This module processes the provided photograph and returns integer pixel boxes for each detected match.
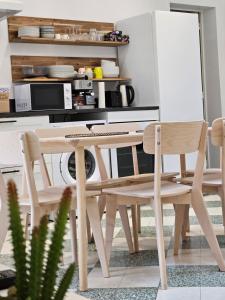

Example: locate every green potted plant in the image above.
[0,180,75,300]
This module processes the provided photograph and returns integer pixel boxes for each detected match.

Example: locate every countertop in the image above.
[0,106,159,118]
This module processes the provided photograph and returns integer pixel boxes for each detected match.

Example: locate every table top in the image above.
[39,132,144,154]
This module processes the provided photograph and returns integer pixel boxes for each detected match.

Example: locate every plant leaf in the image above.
[53,264,75,300]
[7,180,28,300]
[28,215,48,300]
[40,188,72,300]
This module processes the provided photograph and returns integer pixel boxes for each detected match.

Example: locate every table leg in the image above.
[75,146,88,291]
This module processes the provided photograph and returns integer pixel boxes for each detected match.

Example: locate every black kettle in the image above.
[126,85,135,106]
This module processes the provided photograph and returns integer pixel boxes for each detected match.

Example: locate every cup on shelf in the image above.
[89,28,97,41]
[96,31,105,41]
[55,33,61,40]
[62,34,69,40]
[94,67,103,79]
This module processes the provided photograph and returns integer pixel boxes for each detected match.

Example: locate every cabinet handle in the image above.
[0,120,17,124]
[2,170,20,174]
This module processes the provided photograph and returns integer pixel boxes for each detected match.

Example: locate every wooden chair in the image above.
[102,121,225,289]
[36,125,139,253]
[180,119,225,235]
[91,122,178,253]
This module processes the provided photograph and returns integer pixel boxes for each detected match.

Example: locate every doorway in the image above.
[170,5,222,168]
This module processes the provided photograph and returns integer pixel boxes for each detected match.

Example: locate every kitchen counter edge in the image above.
[0,107,159,118]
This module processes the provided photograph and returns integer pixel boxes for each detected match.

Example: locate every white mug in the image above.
[55,33,61,40]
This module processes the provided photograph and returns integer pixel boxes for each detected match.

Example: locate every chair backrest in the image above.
[91,122,145,179]
[143,121,205,155]
[20,131,43,207]
[143,121,208,188]
[211,118,224,147]
[35,125,90,138]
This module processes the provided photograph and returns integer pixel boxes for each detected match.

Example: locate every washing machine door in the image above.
[60,148,99,184]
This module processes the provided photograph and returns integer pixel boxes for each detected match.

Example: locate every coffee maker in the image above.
[72,80,96,109]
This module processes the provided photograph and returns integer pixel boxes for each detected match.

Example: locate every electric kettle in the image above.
[119,84,135,107]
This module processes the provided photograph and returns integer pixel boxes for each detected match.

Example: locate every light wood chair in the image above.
[91,122,178,253]
[180,119,225,234]
[36,125,140,252]
[5,130,109,278]
[102,121,225,289]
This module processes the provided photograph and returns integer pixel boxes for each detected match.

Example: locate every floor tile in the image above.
[96,250,160,268]
[88,267,125,289]
[167,265,225,287]
[119,266,160,288]
[156,287,201,300]
[200,287,225,300]
[79,288,158,300]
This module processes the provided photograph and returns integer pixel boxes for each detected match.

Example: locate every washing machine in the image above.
[51,120,111,185]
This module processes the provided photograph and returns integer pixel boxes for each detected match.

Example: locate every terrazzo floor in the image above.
[1,195,225,299]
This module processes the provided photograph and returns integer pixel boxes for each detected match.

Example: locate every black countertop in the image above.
[0,106,159,118]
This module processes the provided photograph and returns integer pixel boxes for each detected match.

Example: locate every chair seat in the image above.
[181,173,222,187]
[20,186,100,206]
[85,172,179,190]
[184,168,221,177]
[103,181,192,199]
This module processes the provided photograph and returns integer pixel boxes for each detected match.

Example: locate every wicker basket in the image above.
[0,88,10,112]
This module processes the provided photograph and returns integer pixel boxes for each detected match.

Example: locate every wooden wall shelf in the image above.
[8,16,128,47]
[11,55,119,82]
[15,77,131,83]
[11,37,128,47]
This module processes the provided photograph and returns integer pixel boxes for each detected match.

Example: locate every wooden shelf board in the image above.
[11,37,128,47]
[14,77,131,83]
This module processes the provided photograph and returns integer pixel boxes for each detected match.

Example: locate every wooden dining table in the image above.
[39,132,144,291]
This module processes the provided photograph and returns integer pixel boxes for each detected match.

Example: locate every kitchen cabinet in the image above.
[0,116,51,191]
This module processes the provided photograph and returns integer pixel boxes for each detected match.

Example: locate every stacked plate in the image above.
[18,26,40,38]
[40,26,55,38]
[48,65,76,78]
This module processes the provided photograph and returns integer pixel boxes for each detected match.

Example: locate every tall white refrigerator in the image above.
[117,11,204,171]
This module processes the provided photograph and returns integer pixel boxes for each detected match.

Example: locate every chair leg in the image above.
[25,213,30,240]
[69,209,78,264]
[98,195,106,220]
[174,205,186,255]
[86,214,92,244]
[87,197,110,278]
[153,202,168,290]
[31,208,41,229]
[182,205,190,240]
[105,196,117,264]
[118,205,134,254]
[137,205,141,233]
[131,205,139,252]
[192,189,225,271]
[218,187,225,231]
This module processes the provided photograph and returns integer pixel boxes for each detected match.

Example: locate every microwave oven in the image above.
[14,83,73,112]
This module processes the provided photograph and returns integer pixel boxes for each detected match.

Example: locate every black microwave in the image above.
[14,83,73,112]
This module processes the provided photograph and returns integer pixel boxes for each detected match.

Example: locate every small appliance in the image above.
[14,83,73,112]
[72,80,95,108]
[105,91,122,107]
